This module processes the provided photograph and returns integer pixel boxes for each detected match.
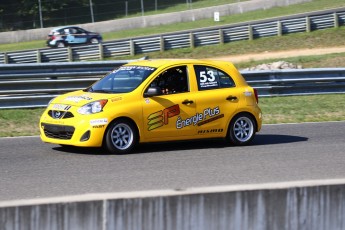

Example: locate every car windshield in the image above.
[85,65,156,93]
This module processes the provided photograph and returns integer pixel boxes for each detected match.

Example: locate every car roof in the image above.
[51,26,80,31]
[126,59,236,69]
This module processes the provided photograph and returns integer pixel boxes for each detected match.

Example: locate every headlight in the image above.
[78,100,108,115]
[47,97,56,106]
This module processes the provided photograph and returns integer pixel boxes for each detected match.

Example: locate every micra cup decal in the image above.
[90,118,108,126]
[64,95,93,103]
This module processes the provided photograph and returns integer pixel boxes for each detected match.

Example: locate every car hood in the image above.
[51,90,123,107]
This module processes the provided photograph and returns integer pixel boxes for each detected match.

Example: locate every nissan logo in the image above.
[53,111,61,119]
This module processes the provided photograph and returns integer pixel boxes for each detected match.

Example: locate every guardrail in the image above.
[1,62,345,109]
[0,61,128,109]
[0,7,345,64]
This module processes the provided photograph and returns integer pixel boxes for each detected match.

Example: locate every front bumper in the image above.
[39,113,108,147]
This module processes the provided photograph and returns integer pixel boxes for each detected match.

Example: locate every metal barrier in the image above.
[0,62,345,109]
[0,8,345,64]
[0,61,129,109]
[242,69,345,96]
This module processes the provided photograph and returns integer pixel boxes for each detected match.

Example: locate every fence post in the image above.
[189,32,194,48]
[130,39,135,56]
[99,43,104,60]
[334,12,339,28]
[219,29,224,44]
[248,25,254,40]
[306,16,311,32]
[160,35,165,52]
[67,47,73,62]
[277,21,282,36]
[3,52,8,64]
[37,50,42,63]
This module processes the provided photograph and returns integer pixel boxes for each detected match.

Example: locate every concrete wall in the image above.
[0,0,312,44]
[1,179,345,230]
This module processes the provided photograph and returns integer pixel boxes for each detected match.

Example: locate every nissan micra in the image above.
[39,59,262,154]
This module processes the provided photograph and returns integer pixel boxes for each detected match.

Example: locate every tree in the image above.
[0,0,89,30]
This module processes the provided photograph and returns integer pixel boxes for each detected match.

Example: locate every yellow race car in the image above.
[40,59,262,154]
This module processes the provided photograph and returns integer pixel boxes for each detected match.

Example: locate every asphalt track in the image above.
[0,121,344,202]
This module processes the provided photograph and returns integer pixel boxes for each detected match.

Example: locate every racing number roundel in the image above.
[195,66,219,90]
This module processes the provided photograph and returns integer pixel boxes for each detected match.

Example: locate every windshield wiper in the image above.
[91,89,114,93]
[83,87,123,94]
[83,87,93,92]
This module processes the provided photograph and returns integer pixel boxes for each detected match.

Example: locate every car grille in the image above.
[42,123,75,140]
[48,110,74,119]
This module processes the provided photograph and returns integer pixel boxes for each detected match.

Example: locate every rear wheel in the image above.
[227,114,256,145]
[104,119,138,154]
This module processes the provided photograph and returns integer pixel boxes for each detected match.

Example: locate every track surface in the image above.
[0,121,344,202]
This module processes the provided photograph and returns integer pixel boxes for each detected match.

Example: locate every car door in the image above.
[72,27,88,44]
[65,27,87,44]
[142,65,197,140]
[192,65,241,136]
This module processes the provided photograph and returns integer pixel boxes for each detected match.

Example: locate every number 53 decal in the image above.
[199,71,216,83]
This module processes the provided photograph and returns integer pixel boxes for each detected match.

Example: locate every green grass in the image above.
[260,94,345,124]
[0,108,44,137]
[108,27,345,69]
[101,0,345,41]
[235,53,345,69]
[0,94,344,137]
[0,0,344,52]
[146,27,345,57]
[131,0,249,16]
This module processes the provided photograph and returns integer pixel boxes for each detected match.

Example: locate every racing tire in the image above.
[104,119,138,154]
[56,41,65,48]
[227,113,256,146]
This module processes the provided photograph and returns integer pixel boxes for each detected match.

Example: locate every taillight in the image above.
[254,89,259,104]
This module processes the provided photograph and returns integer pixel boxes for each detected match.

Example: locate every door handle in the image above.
[182,99,194,105]
[226,96,238,101]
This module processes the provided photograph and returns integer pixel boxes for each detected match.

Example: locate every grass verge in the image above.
[0,94,344,137]
[0,0,344,52]
[105,27,345,69]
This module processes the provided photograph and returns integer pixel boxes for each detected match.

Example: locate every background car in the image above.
[47,26,102,48]
[39,59,262,154]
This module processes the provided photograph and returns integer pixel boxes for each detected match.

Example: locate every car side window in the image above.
[149,66,189,95]
[75,28,84,34]
[70,28,78,34]
[194,65,235,91]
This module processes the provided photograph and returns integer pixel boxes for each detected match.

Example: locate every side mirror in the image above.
[144,87,162,97]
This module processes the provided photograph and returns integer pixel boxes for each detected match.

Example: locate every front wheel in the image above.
[104,119,138,154]
[227,114,256,145]
[90,38,100,44]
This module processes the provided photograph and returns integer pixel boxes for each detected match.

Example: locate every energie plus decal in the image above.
[147,104,180,131]
[176,106,223,129]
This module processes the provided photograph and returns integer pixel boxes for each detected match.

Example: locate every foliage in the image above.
[0,0,89,30]
[0,0,207,30]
